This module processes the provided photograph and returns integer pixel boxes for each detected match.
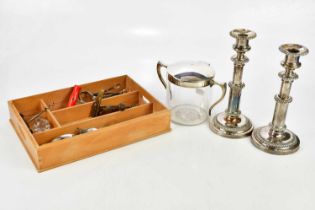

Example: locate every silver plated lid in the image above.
[166,61,215,88]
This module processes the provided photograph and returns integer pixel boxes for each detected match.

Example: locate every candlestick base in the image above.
[251,125,300,155]
[210,112,253,138]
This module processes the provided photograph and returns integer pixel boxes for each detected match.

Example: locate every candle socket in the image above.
[251,44,309,155]
[210,29,256,138]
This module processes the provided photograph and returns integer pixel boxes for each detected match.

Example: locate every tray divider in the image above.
[40,99,61,128]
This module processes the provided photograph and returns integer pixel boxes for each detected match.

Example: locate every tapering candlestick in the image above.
[251,44,309,154]
[210,28,256,138]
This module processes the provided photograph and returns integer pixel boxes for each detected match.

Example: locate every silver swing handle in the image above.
[156,61,168,89]
[209,79,227,116]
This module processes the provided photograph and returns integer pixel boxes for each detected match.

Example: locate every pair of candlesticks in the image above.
[209,28,308,155]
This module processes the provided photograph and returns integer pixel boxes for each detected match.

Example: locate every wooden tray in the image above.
[8,75,171,172]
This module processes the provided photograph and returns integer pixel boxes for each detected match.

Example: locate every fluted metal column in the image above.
[210,28,256,138]
[251,44,309,155]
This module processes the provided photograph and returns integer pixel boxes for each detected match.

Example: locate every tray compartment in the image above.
[13,98,45,121]
[52,91,142,126]
[126,77,166,112]
[43,76,127,111]
[34,103,154,145]
[12,99,59,133]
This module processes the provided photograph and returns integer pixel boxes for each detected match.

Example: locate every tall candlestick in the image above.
[210,28,256,138]
[251,44,308,154]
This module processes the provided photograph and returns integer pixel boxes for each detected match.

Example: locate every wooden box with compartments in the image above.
[8,75,171,172]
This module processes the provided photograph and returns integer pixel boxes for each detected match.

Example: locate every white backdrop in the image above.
[1,0,315,209]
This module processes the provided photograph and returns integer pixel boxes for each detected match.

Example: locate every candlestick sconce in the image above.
[210,28,256,138]
[251,44,309,155]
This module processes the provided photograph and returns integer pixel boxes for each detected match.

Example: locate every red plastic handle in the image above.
[67,85,81,107]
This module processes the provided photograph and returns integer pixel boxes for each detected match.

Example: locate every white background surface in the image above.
[1,0,315,209]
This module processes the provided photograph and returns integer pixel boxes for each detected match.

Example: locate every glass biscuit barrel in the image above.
[157,61,226,125]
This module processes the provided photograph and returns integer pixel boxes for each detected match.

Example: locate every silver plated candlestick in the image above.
[251,44,308,155]
[210,28,256,138]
